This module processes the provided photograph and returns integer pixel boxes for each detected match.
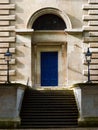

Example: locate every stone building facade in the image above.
[0,0,98,88]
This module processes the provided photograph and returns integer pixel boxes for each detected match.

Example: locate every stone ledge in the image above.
[0,83,27,88]
[72,83,98,88]
[0,117,20,129]
[15,29,34,34]
[78,117,98,127]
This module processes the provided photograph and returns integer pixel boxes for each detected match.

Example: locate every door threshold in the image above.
[35,86,69,90]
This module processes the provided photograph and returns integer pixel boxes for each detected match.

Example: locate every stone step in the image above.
[20,89,78,128]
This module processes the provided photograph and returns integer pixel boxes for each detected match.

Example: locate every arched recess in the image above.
[27,7,70,87]
[27,7,72,30]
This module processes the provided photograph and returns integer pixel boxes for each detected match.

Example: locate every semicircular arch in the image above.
[27,7,72,30]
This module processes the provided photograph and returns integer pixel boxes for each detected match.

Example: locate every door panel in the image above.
[41,52,58,86]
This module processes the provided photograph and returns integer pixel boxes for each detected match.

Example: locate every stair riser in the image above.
[20,89,78,128]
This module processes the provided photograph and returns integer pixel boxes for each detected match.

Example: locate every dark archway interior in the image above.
[32,14,66,30]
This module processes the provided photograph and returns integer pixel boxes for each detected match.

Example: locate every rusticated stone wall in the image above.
[83,0,98,83]
[0,0,15,83]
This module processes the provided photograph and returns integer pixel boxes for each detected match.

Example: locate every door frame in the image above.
[32,43,67,88]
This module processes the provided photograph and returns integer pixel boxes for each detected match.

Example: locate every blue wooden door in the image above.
[41,52,58,86]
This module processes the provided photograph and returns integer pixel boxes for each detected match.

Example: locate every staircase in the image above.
[20,89,79,128]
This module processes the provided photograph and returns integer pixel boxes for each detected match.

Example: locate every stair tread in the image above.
[20,89,78,128]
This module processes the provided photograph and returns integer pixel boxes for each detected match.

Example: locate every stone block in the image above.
[0,4,15,9]
[0,65,7,70]
[0,15,15,20]
[84,26,98,31]
[0,43,9,48]
[0,0,9,3]
[0,10,9,14]
[83,59,98,65]
[83,70,98,76]
[0,26,15,31]
[0,70,15,76]
[88,0,98,4]
[90,64,98,69]
[0,54,5,59]
[0,48,15,54]
[0,32,9,37]
[84,37,98,42]
[83,15,98,21]
[92,53,98,59]
[0,59,15,65]
[90,43,98,48]
[91,76,98,81]
[83,4,98,10]
[0,76,7,81]
[0,21,9,26]
[89,10,98,15]
[0,37,15,42]
[89,32,98,37]
[89,21,98,26]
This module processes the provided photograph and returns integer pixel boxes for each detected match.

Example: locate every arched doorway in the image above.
[29,8,71,88]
